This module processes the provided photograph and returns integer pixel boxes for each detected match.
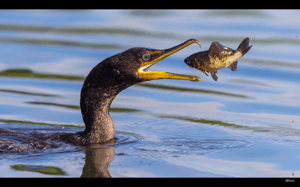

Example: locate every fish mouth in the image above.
[137,39,201,82]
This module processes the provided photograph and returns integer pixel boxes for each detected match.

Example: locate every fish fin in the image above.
[201,70,208,76]
[228,61,238,71]
[209,42,224,53]
[209,41,235,54]
[210,71,218,81]
[237,37,253,56]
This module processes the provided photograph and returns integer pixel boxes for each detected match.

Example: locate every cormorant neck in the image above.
[81,90,116,144]
[79,57,140,144]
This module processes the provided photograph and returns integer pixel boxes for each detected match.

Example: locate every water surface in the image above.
[0,10,300,177]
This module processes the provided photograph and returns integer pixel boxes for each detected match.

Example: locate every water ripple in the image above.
[130,137,251,157]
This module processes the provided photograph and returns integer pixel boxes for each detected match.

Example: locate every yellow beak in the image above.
[137,39,201,82]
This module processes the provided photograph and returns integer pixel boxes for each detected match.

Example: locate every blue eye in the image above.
[142,53,150,61]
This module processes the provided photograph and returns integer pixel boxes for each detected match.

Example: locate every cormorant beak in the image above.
[137,39,201,82]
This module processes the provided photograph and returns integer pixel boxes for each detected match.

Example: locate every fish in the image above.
[184,37,252,81]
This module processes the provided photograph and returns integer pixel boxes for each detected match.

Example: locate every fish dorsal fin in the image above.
[209,42,235,54]
[209,42,224,53]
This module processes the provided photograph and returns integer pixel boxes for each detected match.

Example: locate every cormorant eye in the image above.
[142,53,150,61]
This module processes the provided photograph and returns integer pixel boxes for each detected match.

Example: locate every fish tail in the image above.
[237,37,253,57]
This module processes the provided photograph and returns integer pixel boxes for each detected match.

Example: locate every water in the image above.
[0,10,300,177]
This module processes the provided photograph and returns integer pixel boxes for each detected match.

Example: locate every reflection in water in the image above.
[0,69,85,81]
[0,88,59,97]
[0,37,123,50]
[3,134,115,177]
[79,131,140,177]
[0,68,251,99]
[0,126,115,178]
[202,10,270,18]
[81,141,115,178]
[0,123,138,177]
[11,164,66,176]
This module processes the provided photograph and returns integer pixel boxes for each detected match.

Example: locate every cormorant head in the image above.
[136,39,201,82]
[104,39,202,85]
[82,39,202,101]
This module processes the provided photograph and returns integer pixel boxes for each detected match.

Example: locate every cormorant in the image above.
[59,39,201,146]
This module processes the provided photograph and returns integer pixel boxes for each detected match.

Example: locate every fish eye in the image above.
[142,53,150,61]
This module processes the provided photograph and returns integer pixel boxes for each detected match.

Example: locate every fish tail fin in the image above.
[237,37,253,57]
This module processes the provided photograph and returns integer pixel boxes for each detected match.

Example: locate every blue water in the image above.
[0,10,300,177]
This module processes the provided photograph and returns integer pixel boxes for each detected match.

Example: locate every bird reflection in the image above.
[80,139,115,178]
